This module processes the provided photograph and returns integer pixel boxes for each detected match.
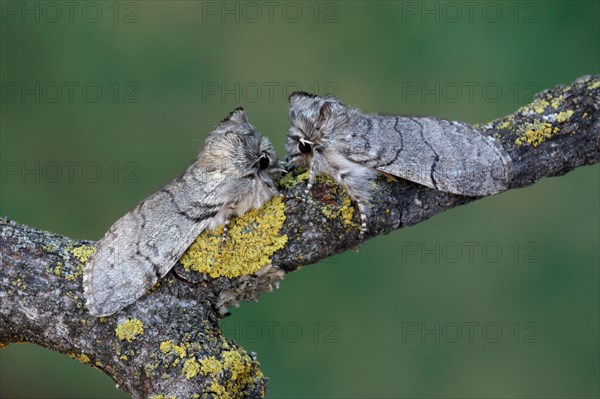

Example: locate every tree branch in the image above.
[1,75,598,398]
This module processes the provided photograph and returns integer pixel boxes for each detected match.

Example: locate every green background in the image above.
[1,1,598,398]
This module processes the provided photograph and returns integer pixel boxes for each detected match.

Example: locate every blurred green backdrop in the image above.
[1,1,598,398]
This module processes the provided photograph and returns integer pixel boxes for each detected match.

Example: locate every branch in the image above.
[1,75,598,398]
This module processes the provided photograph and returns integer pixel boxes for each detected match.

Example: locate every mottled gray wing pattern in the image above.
[83,161,226,316]
[341,115,513,196]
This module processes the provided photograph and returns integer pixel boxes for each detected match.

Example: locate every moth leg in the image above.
[303,167,316,202]
[338,172,371,240]
[220,202,238,244]
[221,218,231,243]
[357,200,369,240]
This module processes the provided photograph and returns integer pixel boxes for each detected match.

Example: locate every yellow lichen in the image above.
[320,205,335,219]
[322,196,356,230]
[222,349,264,395]
[115,318,144,342]
[65,262,84,282]
[296,170,310,182]
[119,355,129,361]
[147,279,161,294]
[532,98,549,114]
[160,340,187,358]
[71,244,95,264]
[149,396,177,399]
[144,362,159,376]
[51,262,62,277]
[512,85,579,148]
[44,244,58,253]
[182,358,201,379]
[590,79,600,90]
[550,95,563,109]
[498,118,513,130]
[278,169,310,190]
[190,349,263,397]
[222,350,254,381]
[199,356,223,375]
[277,173,296,189]
[315,174,357,230]
[77,353,90,364]
[340,197,356,229]
[12,278,27,290]
[519,93,564,116]
[556,109,574,123]
[515,122,558,148]
[180,197,287,278]
[209,381,228,397]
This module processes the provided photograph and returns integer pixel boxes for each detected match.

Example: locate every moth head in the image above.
[246,132,280,186]
[204,108,280,184]
[214,107,251,135]
[286,92,348,168]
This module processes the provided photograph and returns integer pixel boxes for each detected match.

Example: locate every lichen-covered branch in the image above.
[0,222,267,398]
[1,75,598,399]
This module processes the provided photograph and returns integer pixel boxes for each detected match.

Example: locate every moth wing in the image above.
[83,163,227,316]
[342,116,512,196]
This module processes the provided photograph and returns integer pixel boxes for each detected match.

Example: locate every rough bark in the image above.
[1,75,598,398]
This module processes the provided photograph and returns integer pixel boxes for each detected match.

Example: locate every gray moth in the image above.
[285,92,513,233]
[83,108,280,317]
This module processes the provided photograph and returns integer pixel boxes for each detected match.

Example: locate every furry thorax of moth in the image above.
[83,108,280,317]
[285,92,513,235]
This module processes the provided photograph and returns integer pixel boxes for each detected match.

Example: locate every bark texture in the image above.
[1,75,598,398]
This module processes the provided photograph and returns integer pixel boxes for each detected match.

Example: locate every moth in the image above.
[83,108,280,317]
[285,92,513,234]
